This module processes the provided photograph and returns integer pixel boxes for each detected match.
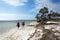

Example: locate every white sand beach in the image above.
[0,21,60,40]
[0,26,36,40]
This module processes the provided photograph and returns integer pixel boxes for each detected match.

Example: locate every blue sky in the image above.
[0,0,60,20]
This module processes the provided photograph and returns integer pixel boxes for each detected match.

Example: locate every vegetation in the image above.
[35,7,60,24]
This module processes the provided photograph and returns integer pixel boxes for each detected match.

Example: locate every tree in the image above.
[48,11,60,19]
[36,7,48,24]
[39,7,48,14]
[35,7,60,24]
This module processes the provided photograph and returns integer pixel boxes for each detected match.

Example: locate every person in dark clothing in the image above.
[22,22,25,26]
[17,22,20,29]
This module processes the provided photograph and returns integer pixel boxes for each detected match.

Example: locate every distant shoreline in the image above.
[0,20,36,22]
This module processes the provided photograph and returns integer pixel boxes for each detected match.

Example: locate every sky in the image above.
[0,0,60,20]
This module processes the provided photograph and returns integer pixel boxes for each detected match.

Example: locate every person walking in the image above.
[22,22,25,26]
[17,22,20,29]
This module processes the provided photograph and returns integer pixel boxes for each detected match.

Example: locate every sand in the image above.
[0,21,60,40]
[0,26,36,40]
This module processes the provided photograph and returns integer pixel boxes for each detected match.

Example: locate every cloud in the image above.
[50,0,60,4]
[2,0,28,6]
[30,0,60,13]
[0,13,20,20]
[0,13,35,20]
[19,14,35,20]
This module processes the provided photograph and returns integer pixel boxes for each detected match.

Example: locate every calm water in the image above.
[0,20,35,35]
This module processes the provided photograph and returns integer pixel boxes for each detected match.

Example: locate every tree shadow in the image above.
[44,23,59,25]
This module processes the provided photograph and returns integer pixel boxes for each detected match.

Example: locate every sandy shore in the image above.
[0,25,36,40]
[0,21,60,40]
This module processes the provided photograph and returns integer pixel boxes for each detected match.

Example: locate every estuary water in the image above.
[0,20,35,35]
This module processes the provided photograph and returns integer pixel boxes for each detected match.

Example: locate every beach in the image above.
[0,21,60,40]
[0,26,36,40]
[0,20,34,35]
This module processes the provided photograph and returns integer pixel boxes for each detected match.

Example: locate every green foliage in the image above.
[39,7,48,14]
[35,7,60,24]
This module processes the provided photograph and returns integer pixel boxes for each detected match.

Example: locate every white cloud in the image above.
[2,0,28,6]
[30,0,60,13]
[19,14,35,20]
[0,13,35,20]
[0,13,20,20]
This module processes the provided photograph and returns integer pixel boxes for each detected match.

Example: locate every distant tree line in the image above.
[35,7,60,24]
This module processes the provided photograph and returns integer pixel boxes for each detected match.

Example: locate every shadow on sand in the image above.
[44,23,59,25]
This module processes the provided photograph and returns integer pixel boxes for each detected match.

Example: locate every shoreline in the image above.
[0,21,60,40]
[0,25,36,40]
[0,21,59,36]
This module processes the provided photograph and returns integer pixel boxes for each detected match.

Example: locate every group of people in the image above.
[17,21,25,29]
